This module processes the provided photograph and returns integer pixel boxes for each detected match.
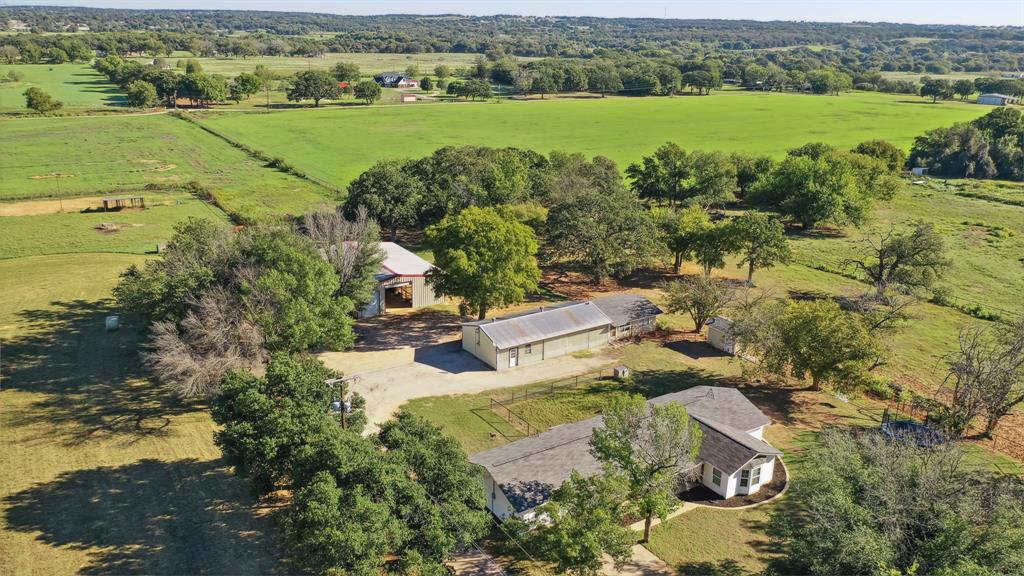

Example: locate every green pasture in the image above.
[200,90,988,188]
[0,63,124,111]
[138,52,507,77]
[0,113,334,221]
[0,254,282,574]
[0,191,228,260]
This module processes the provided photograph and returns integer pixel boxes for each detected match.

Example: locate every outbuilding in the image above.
[706,316,737,355]
[591,293,663,341]
[471,386,782,520]
[461,295,663,370]
[977,93,1020,106]
[358,242,445,317]
[400,93,417,103]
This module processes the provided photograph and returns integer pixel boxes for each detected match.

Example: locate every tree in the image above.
[241,228,355,353]
[663,275,736,333]
[732,211,791,285]
[691,220,739,275]
[682,70,714,94]
[626,142,690,206]
[145,286,266,399]
[531,471,635,576]
[114,218,231,322]
[741,299,881,391]
[772,428,1024,576]
[852,140,907,172]
[419,76,433,91]
[301,205,386,309]
[806,69,852,95]
[844,222,950,296]
[908,123,998,179]
[426,207,541,319]
[0,45,20,64]
[920,78,954,102]
[749,153,871,230]
[125,79,157,107]
[546,184,659,282]
[730,152,774,197]
[656,205,711,274]
[944,321,1024,438]
[23,87,62,113]
[6,69,24,82]
[185,59,203,74]
[229,72,261,102]
[953,78,975,100]
[330,60,360,83]
[287,69,340,107]
[353,79,381,104]
[590,394,703,543]
[586,62,622,97]
[344,159,423,239]
[687,150,739,209]
[212,353,339,494]
[433,64,450,80]
[253,64,279,108]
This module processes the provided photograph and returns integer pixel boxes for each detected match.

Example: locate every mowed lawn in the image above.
[0,254,283,575]
[0,64,126,112]
[0,113,335,221]
[201,90,988,187]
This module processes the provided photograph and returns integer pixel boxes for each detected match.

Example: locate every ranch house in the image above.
[470,386,782,520]
[357,242,444,317]
[460,295,662,370]
[373,72,420,88]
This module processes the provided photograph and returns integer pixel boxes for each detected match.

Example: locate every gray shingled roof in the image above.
[469,386,780,513]
[465,302,612,350]
[590,294,663,326]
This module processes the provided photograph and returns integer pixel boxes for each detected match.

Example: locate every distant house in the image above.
[357,242,444,317]
[374,72,420,89]
[400,93,417,103]
[471,386,783,520]
[337,81,350,90]
[977,93,1020,106]
[461,295,662,370]
[706,316,737,355]
[910,167,929,177]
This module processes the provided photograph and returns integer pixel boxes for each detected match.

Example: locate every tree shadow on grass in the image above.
[675,559,749,576]
[1,299,194,446]
[3,458,282,574]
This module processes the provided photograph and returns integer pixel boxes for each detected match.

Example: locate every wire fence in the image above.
[487,367,615,437]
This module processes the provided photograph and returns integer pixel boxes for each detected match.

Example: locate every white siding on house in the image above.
[489,326,610,371]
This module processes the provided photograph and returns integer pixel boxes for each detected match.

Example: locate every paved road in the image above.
[321,342,612,432]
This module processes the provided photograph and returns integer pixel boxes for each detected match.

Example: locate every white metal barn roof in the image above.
[379,242,434,277]
[466,301,612,350]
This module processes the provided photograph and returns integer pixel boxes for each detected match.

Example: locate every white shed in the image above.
[358,242,445,317]
[977,93,1020,106]
[706,316,737,355]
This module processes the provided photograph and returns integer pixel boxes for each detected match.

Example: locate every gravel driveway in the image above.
[321,342,613,432]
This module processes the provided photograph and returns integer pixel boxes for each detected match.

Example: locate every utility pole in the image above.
[325,376,358,429]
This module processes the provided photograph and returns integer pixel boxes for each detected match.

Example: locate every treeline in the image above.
[2,8,1022,77]
[909,107,1024,180]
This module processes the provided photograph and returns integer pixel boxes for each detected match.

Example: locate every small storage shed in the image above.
[358,242,445,317]
[977,93,1020,106]
[706,316,737,355]
[462,302,612,370]
[591,294,663,341]
[400,93,417,103]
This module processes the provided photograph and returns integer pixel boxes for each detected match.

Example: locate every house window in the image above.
[750,465,761,486]
[711,467,721,486]
[525,343,532,354]
[740,469,749,487]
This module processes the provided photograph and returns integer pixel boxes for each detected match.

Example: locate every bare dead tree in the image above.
[942,327,998,438]
[843,222,950,296]
[975,320,1024,435]
[144,287,267,399]
[301,205,385,307]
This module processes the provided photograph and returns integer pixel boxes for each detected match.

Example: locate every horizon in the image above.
[8,1,1024,28]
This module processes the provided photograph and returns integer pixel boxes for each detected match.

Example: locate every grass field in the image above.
[134,52,521,77]
[200,90,988,188]
[0,254,283,574]
[0,113,335,221]
[0,191,228,260]
[0,64,125,112]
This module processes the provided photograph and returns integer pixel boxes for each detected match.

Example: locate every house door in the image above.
[508,348,519,368]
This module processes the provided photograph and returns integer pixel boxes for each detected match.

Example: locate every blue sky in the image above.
[12,1,1024,26]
